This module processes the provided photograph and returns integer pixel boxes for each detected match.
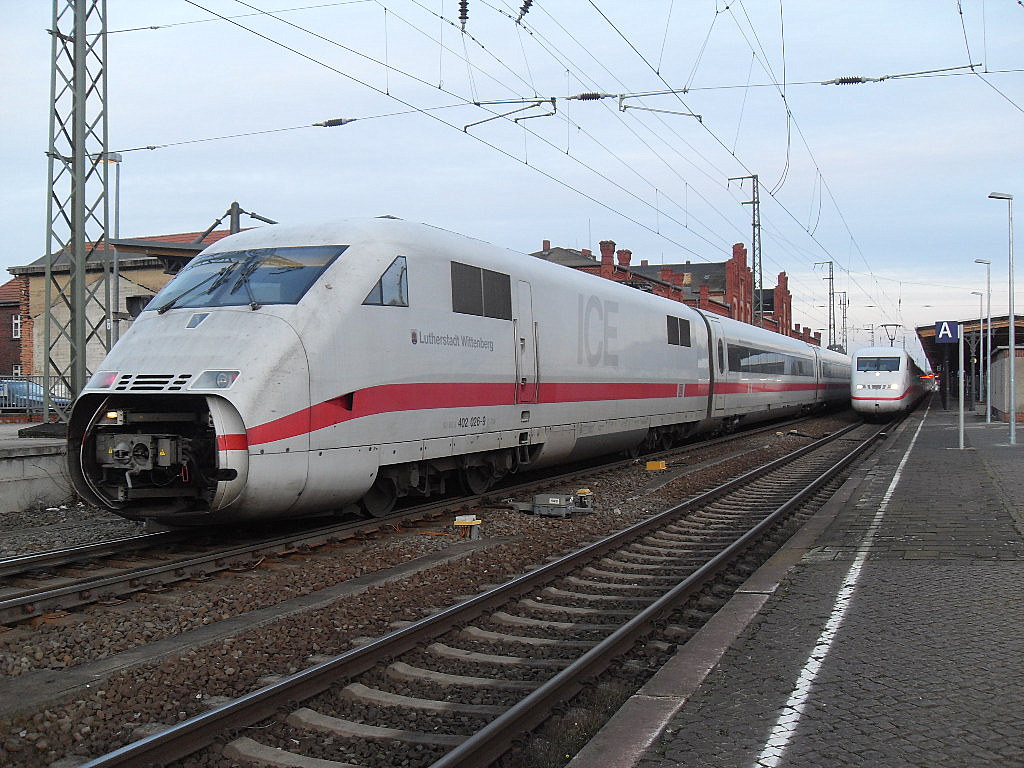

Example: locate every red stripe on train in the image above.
[217,434,249,451]
[244,378,835,446]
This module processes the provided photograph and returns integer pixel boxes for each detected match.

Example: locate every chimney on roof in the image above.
[616,249,632,267]
[599,240,615,266]
[581,248,592,258]
[641,259,648,266]
[542,239,551,251]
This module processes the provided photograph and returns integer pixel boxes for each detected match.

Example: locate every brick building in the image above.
[532,238,819,345]
[0,279,24,376]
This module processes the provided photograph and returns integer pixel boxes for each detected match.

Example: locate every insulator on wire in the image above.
[822,76,870,85]
[516,0,533,23]
[575,92,603,100]
[459,0,468,29]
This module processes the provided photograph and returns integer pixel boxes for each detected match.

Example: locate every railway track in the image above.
[76,417,886,768]
[0,416,814,627]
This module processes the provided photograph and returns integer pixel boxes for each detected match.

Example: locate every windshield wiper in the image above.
[157,264,235,314]
[229,257,264,310]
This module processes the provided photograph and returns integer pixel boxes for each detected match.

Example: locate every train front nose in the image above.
[69,393,249,523]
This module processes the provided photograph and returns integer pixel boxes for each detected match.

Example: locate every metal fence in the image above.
[0,375,75,415]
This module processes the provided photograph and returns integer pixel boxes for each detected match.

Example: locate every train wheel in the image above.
[460,465,494,495]
[362,477,397,517]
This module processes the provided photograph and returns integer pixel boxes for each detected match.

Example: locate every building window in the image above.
[12,365,21,376]
[12,314,21,340]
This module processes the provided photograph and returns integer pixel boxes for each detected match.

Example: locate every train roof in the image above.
[200,218,848,358]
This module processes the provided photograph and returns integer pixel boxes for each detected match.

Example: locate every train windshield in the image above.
[856,356,901,372]
[149,245,347,312]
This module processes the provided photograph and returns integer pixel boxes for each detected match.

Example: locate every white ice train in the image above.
[850,346,926,418]
[68,218,851,525]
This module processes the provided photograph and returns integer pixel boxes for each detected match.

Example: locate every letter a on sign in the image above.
[935,321,960,344]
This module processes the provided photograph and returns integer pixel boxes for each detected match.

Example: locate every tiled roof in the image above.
[0,278,20,304]
[9,229,240,276]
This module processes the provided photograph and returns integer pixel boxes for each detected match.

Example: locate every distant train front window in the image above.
[856,356,901,372]
[149,245,346,311]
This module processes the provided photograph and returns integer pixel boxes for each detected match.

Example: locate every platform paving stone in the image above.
[631,406,1024,768]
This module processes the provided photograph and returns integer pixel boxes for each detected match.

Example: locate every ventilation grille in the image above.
[113,373,193,392]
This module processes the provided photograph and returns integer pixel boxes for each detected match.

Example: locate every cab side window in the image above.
[363,256,409,307]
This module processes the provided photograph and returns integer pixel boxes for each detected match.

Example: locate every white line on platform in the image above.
[749,407,930,768]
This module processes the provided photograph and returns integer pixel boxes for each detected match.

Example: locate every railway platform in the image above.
[0,421,70,511]
[569,398,1024,768]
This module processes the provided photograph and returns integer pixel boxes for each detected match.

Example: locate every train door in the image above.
[705,316,729,415]
[515,280,539,403]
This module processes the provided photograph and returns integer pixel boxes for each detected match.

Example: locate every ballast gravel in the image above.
[0,413,858,766]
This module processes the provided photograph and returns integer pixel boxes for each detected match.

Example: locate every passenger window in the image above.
[363,256,409,307]
[451,261,512,320]
[666,316,691,347]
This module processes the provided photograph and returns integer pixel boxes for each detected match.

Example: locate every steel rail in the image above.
[1,414,818,618]
[0,516,420,623]
[76,420,869,768]
[0,531,183,578]
[432,421,887,767]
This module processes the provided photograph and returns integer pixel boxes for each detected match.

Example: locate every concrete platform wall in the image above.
[0,445,73,511]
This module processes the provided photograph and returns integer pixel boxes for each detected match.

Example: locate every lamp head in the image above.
[988,192,1013,200]
[974,258,991,265]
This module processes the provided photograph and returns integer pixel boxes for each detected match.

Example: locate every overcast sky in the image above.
[2,1,1021,362]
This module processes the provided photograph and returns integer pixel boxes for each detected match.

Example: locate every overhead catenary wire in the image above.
[579,0,871,319]
[222,0,747,255]
[119,0,1005,336]
[178,0,713,255]
[148,0,811,307]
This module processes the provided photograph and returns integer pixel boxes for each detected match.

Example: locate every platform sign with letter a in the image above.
[935,320,960,344]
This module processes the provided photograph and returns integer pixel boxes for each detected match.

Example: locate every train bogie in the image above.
[68,218,851,526]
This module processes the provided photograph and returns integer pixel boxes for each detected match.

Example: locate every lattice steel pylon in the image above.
[44,0,111,419]
[729,174,762,326]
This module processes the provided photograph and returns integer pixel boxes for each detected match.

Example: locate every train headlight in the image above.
[89,370,118,389]
[99,409,125,425]
[192,370,240,390]
[855,384,865,390]
[889,383,899,390]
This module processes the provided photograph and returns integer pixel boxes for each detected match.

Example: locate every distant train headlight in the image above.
[889,383,899,390]
[89,370,118,389]
[855,384,865,390]
[192,370,240,389]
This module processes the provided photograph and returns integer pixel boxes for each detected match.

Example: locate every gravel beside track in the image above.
[0,412,858,766]
[0,504,142,557]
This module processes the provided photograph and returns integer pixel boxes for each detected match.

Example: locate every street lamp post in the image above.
[105,152,122,343]
[988,192,1015,444]
[95,151,123,342]
[975,258,992,423]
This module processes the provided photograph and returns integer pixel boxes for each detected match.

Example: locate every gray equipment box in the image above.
[513,490,594,518]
